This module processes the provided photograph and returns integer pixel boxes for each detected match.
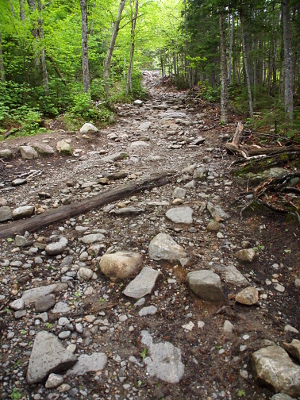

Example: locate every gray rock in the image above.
[80,233,105,244]
[186,270,224,302]
[78,267,93,281]
[206,220,222,232]
[139,305,157,316]
[207,202,230,221]
[51,302,71,314]
[160,111,187,119]
[111,207,145,215]
[9,298,25,311]
[67,353,107,376]
[141,330,184,383]
[283,339,300,363]
[166,206,193,224]
[235,286,259,305]
[12,178,27,186]
[172,187,186,199]
[130,140,150,149]
[45,373,64,389]
[32,142,55,155]
[271,394,294,400]
[45,237,68,256]
[149,233,187,263]
[0,206,12,222]
[56,140,72,154]
[252,345,300,397]
[222,265,248,286]
[19,145,38,159]
[80,123,98,134]
[102,152,128,162]
[133,100,143,107]
[193,167,208,181]
[235,248,256,263]
[284,325,299,334]
[12,205,35,219]
[223,320,234,338]
[99,251,143,281]
[22,283,68,305]
[235,167,287,187]
[137,122,151,130]
[35,294,56,312]
[123,267,162,299]
[26,331,77,384]
[15,235,31,247]
[0,149,12,159]
[15,309,27,318]
[192,136,205,145]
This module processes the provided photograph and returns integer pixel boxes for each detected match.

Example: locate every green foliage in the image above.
[140,348,147,359]
[198,81,220,102]
[10,388,22,400]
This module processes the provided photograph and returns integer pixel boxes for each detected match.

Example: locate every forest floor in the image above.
[0,72,299,400]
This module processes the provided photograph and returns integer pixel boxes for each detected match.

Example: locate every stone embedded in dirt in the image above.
[235,286,259,305]
[123,267,162,299]
[45,236,68,256]
[271,394,294,400]
[283,339,300,363]
[139,305,157,316]
[22,283,68,305]
[149,232,187,263]
[274,283,285,293]
[111,207,145,215]
[26,331,78,384]
[102,151,128,162]
[35,294,56,312]
[80,123,98,134]
[51,301,71,314]
[45,373,64,389]
[56,140,72,154]
[235,248,256,263]
[223,320,234,338]
[0,206,12,222]
[133,99,143,107]
[191,136,205,146]
[12,205,35,219]
[284,325,299,334]
[137,121,152,130]
[12,178,27,186]
[0,148,12,159]
[295,278,300,288]
[66,353,107,376]
[207,202,230,221]
[186,270,224,302]
[172,187,186,199]
[160,111,187,119]
[207,220,222,232]
[80,233,105,244]
[141,330,185,384]
[166,206,193,224]
[222,265,248,286]
[130,140,150,150]
[15,235,31,247]
[9,298,25,311]
[0,197,7,206]
[193,166,208,181]
[99,251,143,281]
[252,345,300,397]
[78,267,93,281]
[19,145,38,159]
[32,142,55,155]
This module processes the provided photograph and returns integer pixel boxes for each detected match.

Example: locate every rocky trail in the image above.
[0,72,299,400]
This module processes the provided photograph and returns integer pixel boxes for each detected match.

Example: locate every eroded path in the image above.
[0,74,299,400]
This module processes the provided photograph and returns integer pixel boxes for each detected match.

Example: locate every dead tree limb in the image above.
[0,171,174,239]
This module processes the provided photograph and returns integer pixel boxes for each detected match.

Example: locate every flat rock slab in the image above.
[149,232,187,263]
[67,353,107,376]
[123,267,162,299]
[26,331,77,384]
[22,283,68,305]
[252,345,300,397]
[32,142,55,155]
[137,122,152,130]
[235,286,259,305]
[186,270,224,302]
[160,111,187,119]
[166,206,193,224]
[99,251,143,281]
[207,202,230,221]
[141,330,185,383]
[111,207,145,215]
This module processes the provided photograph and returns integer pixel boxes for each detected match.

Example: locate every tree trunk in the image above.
[19,0,26,20]
[37,0,49,96]
[219,11,228,124]
[103,0,126,97]
[240,15,254,119]
[228,14,234,85]
[0,31,5,82]
[282,0,293,121]
[9,0,16,17]
[80,0,90,92]
[126,0,138,95]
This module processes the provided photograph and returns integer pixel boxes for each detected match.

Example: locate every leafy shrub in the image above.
[198,81,220,102]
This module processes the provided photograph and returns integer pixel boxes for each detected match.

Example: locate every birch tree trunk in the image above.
[126,0,138,95]
[19,0,26,21]
[240,15,254,119]
[228,14,234,85]
[80,0,90,92]
[103,0,126,97]
[37,0,49,95]
[219,11,228,124]
[282,0,293,121]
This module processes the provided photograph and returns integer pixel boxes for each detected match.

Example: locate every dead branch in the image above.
[0,171,174,239]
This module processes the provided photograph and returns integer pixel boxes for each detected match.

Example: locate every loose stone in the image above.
[235,287,259,305]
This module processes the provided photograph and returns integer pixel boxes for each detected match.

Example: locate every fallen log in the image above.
[0,171,174,239]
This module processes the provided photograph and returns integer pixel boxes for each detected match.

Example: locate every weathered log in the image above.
[232,121,244,146]
[0,171,174,239]
[247,145,300,156]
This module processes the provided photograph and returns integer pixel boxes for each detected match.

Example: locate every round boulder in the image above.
[99,251,143,281]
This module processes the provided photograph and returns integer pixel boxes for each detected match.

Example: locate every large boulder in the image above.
[99,251,143,281]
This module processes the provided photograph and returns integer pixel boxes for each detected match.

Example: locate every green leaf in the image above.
[7,238,14,242]
[140,348,147,359]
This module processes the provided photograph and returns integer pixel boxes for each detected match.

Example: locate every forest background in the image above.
[0,0,299,140]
